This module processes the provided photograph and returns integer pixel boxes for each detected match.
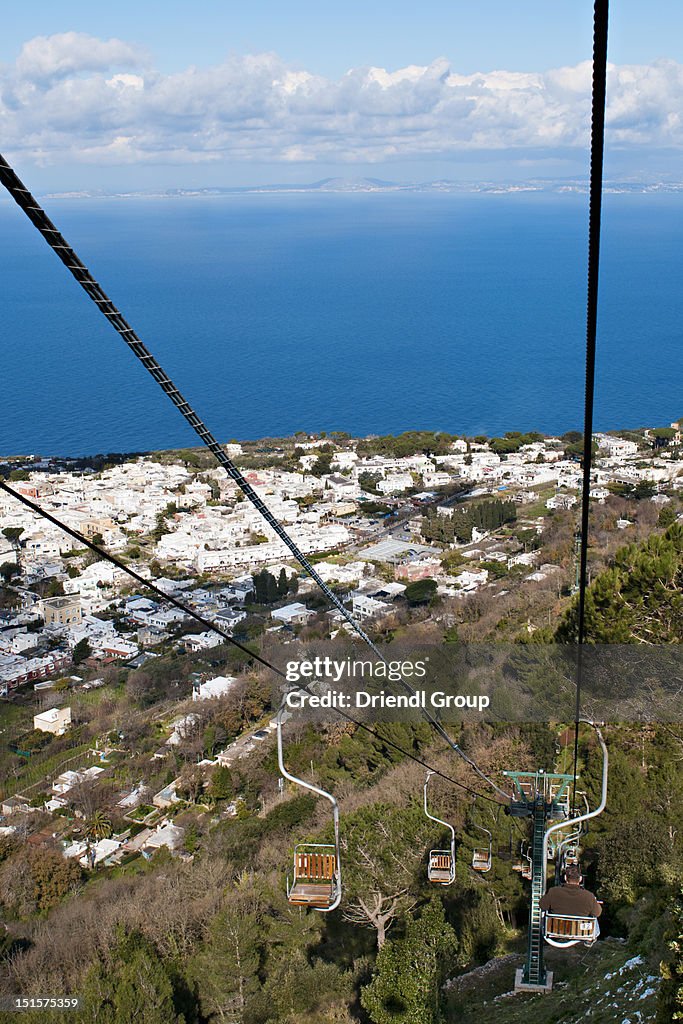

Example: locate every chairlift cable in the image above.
[572,0,609,807]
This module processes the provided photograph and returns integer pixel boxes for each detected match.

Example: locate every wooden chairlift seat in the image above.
[423,772,456,886]
[544,912,599,947]
[277,709,342,913]
[471,823,493,873]
[472,847,492,872]
[288,844,339,908]
[428,850,454,884]
[512,859,532,879]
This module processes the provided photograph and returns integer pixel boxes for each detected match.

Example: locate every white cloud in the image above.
[2,33,683,171]
[15,31,145,81]
[106,74,145,91]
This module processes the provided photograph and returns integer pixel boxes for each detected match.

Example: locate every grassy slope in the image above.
[446,939,660,1023]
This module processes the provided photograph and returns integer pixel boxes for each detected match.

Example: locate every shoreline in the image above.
[1,419,678,467]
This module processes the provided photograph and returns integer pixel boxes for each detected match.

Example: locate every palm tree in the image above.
[84,810,113,841]
[83,811,113,868]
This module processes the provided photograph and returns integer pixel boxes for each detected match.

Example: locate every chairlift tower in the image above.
[503,768,574,991]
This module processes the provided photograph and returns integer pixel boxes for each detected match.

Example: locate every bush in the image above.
[404,579,438,605]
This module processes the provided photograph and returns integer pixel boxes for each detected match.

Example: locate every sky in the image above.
[2,1,683,190]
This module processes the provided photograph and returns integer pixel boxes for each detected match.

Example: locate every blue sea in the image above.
[1,191,681,456]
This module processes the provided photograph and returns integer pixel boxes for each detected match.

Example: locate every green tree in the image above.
[253,570,280,605]
[659,505,678,529]
[72,638,92,664]
[563,434,599,460]
[311,452,333,477]
[359,472,382,494]
[84,810,113,868]
[190,895,262,1021]
[2,526,24,567]
[404,578,438,606]
[658,887,683,1022]
[29,848,83,912]
[440,550,463,573]
[80,929,186,1023]
[254,949,352,1023]
[652,427,677,447]
[184,824,199,854]
[208,765,234,801]
[556,523,683,643]
[0,562,19,583]
[596,813,669,904]
[84,810,113,843]
[341,804,435,948]
[361,898,457,1024]
[479,560,508,579]
[151,502,177,541]
[633,479,656,500]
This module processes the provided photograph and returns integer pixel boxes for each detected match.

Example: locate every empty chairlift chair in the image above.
[424,771,456,885]
[289,844,339,909]
[555,839,582,886]
[471,823,493,873]
[277,708,341,912]
[512,841,533,880]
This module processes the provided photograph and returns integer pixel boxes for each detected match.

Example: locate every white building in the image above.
[351,594,391,620]
[597,435,639,458]
[271,603,316,627]
[185,631,223,653]
[192,675,237,701]
[377,473,414,494]
[34,706,72,735]
[546,493,578,510]
[143,823,186,854]
[453,569,490,591]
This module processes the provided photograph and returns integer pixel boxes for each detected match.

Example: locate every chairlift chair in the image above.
[471,822,492,872]
[543,912,599,947]
[542,722,610,951]
[424,771,456,885]
[277,708,341,911]
[512,841,532,879]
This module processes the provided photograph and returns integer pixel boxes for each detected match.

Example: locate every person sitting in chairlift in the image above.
[540,864,602,931]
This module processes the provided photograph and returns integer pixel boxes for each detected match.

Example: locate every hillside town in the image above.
[0,424,681,1019]
[1,425,682,695]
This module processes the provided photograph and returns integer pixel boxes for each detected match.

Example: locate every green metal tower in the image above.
[504,768,574,991]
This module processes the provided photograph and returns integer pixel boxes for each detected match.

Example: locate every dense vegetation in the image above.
[421,499,517,545]
[0,462,681,1022]
[355,432,458,458]
[1,714,681,1023]
[557,522,683,643]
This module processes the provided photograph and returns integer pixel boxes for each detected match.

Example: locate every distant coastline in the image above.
[24,177,683,200]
